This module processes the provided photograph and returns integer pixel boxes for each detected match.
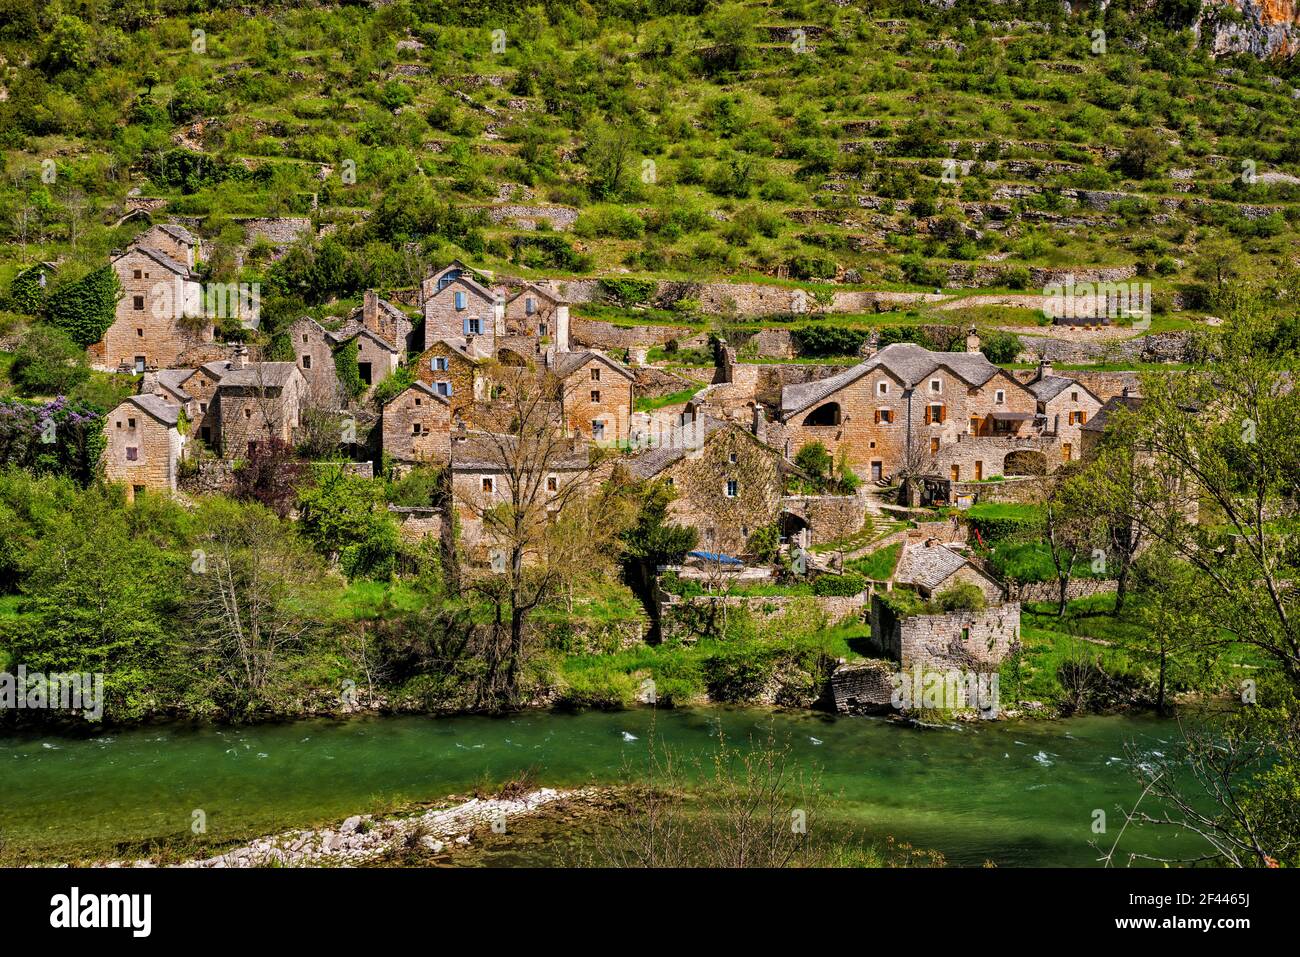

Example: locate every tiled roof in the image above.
[386,381,449,407]
[1026,374,1074,403]
[781,343,1000,417]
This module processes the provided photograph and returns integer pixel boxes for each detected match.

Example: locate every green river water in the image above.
[0,708,1205,866]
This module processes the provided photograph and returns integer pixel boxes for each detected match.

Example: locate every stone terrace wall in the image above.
[1015,331,1196,365]
[1007,578,1117,604]
[660,591,868,642]
[388,506,443,543]
[951,476,1050,505]
[570,316,710,352]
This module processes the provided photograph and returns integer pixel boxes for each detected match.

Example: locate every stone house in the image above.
[776,338,1049,484]
[627,416,790,557]
[871,592,1021,673]
[134,223,201,269]
[356,290,415,353]
[422,265,503,351]
[382,381,453,470]
[892,535,1005,604]
[102,394,185,502]
[504,282,570,350]
[210,352,306,456]
[289,316,402,408]
[550,350,635,444]
[448,432,592,559]
[96,244,213,372]
[1024,360,1104,466]
[414,338,489,421]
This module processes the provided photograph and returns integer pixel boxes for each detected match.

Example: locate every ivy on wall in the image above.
[45,266,121,346]
[333,338,365,399]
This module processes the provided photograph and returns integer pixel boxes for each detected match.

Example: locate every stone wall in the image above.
[242,217,312,248]
[388,506,444,543]
[830,660,897,713]
[949,475,1050,505]
[103,406,180,500]
[1015,331,1196,365]
[871,594,1020,670]
[1006,578,1117,603]
[780,494,868,545]
[570,316,709,352]
[382,385,453,465]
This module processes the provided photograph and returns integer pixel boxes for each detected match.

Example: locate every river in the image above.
[0,707,1206,866]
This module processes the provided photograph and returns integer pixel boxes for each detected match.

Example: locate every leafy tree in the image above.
[296,465,398,580]
[1117,129,1168,180]
[8,325,89,397]
[794,441,833,484]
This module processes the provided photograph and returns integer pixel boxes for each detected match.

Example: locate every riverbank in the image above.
[95,786,616,868]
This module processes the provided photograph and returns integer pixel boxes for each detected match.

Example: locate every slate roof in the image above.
[126,393,181,427]
[1081,395,1143,433]
[216,362,300,391]
[626,415,731,479]
[1026,374,1075,403]
[386,381,449,407]
[153,223,199,246]
[155,368,196,402]
[117,244,192,279]
[450,433,590,471]
[506,282,564,306]
[780,343,1001,417]
[893,539,996,593]
[550,349,633,381]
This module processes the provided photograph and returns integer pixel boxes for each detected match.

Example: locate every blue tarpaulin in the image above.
[687,551,743,566]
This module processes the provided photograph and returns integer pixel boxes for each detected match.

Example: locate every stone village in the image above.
[90,222,1154,716]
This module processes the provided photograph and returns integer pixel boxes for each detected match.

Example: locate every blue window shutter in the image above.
[463,318,470,335]
[455,291,466,310]
[447,382,453,397]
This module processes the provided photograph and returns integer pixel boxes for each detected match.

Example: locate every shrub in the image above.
[9,325,89,396]
[812,572,867,597]
[930,582,987,613]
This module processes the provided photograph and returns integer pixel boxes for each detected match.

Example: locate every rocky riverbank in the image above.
[97,787,609,868]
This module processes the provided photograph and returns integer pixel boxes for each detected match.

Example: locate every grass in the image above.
[634,386,701,412]
[847,541,902,582]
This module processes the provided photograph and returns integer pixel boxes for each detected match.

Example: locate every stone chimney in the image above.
[363,289,379,329]
[751,404,766,442]
[555,302,570,353]
[966,325,981,354]
[1037,357,1053,381]
[232,343,248,370]
[860,329,880,359]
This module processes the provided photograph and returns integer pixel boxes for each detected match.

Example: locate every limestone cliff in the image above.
[1197,0,1300,58]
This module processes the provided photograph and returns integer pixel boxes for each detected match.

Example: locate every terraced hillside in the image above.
[3,0,1300,371]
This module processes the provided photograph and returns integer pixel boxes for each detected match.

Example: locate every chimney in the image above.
[1037,358,1053,381]
[966,325,981,354]
[363,290,379,330]
[751,404,766,441]
[861,329,879,359]
[555,303,570,353]
[232,344,248,370]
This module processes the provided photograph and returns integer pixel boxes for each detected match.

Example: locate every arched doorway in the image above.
[1003,449,1048,476]
[779,511,810,546]
[803,402,841,427]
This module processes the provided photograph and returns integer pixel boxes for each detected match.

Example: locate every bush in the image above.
[965,503,1045,543]
[9,325,89,396]
[930,582,987,613]
[812,572,866,597]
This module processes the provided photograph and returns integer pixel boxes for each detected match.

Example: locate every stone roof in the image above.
[126,393,181,427]
[1026,374,1075,403]
[155,368,196,401]
[780,343,1001,417]
[626,415,731,479]
[387,381,450,407]
[893,539,988,593]
[550,349,634,381]
[450,432,590,471]
[507,282,564,306]
[1082,395,1143,433]
[118,244,192,279]
[153,223,199,246]
[200,359,234,380]
[216,362,300,391]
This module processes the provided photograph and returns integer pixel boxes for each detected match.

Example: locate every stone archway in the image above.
[1003,449,1048,476]
[779,510,810,546]
[803,402,841,427]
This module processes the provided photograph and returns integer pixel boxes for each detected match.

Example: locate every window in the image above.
[591,390,601,403]
[482,477,494,493]
[874,409,893,424]
[414,397,421,407]
[454,291,467,310]
[137,328,144,337]
[877,381,889,396]
[547,476,558,492]
[126,447,138,461]
[591,367,600,381]
[970,416,980,434]
[244,408,252,419]
[128,417,136,429]
[961,626,970,642]
[133,296,145,310]
[592,421,605,440]
[926,403,945,424]
[995,390,1005,405]
[930,437,939,454]
[115,420,122,429]
[538,323,547,336]
[302,355,312,370]
[435,381,451,397]
[200,403,207,413]
[1071,391,1079,402]
[465,318,481,335]
[929,378,942,394]
[725,480,738,498]
[134,357,146,373]
[133,269,142,279]
[302,334,309,343]
[433,356,448,372]
[526,297,536,315]
[412,422,423,435]
[729,452,738,464]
